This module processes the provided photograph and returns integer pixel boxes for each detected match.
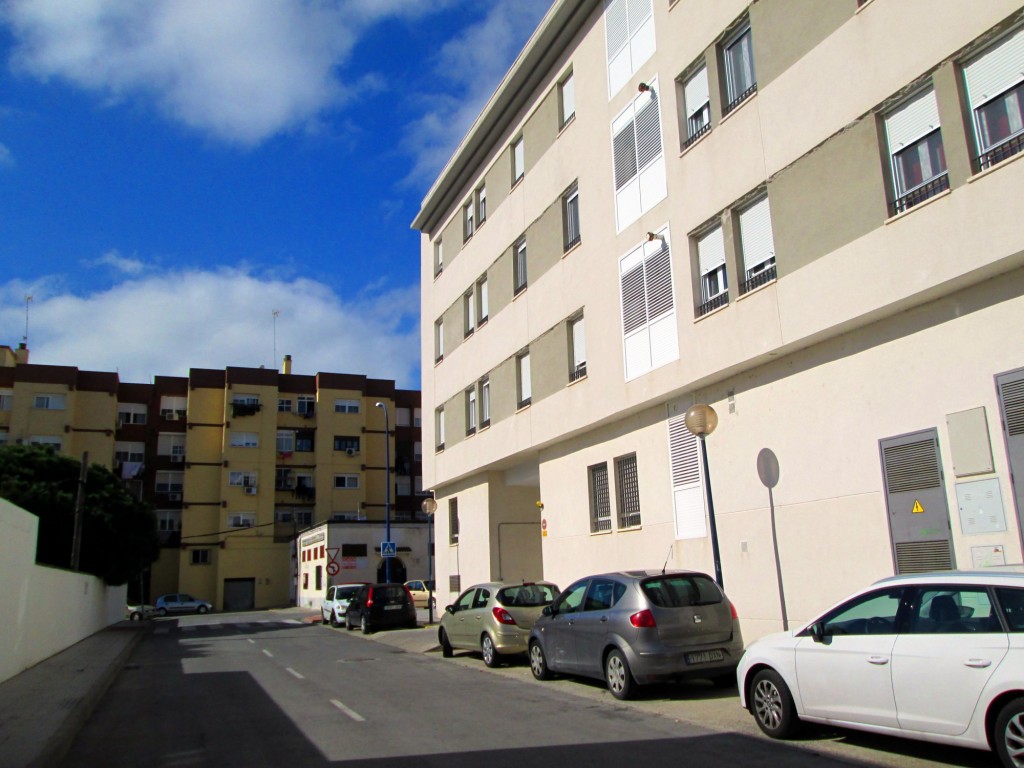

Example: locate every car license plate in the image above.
[384,605,401,611]
[686,649,725,665]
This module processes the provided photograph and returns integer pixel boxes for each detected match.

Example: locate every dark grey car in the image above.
[527,570,742,699]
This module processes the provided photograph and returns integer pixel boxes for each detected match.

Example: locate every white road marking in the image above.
[286,667,304,679]
[263,649,274,658]
[247,639,255,644]
[330,699,366,722]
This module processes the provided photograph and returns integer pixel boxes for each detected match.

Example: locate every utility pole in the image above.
[71,451,88,570]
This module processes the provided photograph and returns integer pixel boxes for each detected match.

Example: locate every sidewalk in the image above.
[0,621,146,768]
[0,611,437,768]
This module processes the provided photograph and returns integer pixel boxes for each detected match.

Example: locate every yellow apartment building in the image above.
[0,346,424,610]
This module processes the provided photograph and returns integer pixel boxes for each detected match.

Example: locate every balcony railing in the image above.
[569,362,587,382]
[696,292,729,317]
[977,134,1024,172]
[890,173,949,216]
[740,264,777,295]
[683,121,711,149]
[723,83,757,116]
[231,401,261,418]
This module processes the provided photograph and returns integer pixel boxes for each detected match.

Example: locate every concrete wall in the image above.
[1,498,126,685]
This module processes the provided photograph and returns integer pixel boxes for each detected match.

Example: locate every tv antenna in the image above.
[23,295,33,344]
[272,309,280,367]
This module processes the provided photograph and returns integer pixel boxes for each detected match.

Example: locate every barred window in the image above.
[449,498,459,544]
[589,463,612,532]
[615,453,641,528]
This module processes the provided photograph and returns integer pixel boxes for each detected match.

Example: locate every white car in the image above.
[737,571,1024,767]
[321,583,366,627]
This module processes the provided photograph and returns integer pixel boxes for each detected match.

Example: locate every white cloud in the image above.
[0,267,421,388]
[0,142,13,167]
[1,0,448,146]
[86,249,146,276]
[400,2,551,186]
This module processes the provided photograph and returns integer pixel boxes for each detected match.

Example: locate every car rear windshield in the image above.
[337,586,362,599]
[497,584,558,607]
[641,575,722,608]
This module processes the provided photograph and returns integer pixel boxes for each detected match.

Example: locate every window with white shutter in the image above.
[683,65,711,146]
[619,230,678,380]
[517,351,532,408]
[885,89,949,213]
[605,0,655,97]
[696,224,728,315]
[611,79,666,230]
[668,413,705,539]
[738,196,777,292]
[963,26,1024,169]
[560,70,576,128]
[434,318,444,362]
[570,315,587,382]
[436,407,445,450]
[476,276,489,324]
[511,136,525,183]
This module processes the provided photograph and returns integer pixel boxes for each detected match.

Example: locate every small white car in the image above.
[737,571,1024,767]
[321,583,366,627]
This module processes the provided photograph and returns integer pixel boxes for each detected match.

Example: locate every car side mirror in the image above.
[445,605,456,615]
[809,622,829,644]
[542,604,554,617]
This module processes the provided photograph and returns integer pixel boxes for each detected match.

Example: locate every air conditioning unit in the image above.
[345,448,356,457]
[168,493,182,501]
[170,455,184,463]
[245,486,258,496]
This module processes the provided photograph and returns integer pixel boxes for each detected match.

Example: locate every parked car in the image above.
[345,583,417,634]
[154,593,213,616]
[321,583,366,627]
[405,579,436,610]
[125,604,156,621]
[439,581,559,667]
[737,572,1024,768]
[528,570,742,700]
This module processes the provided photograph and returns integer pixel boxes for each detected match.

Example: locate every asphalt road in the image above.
[60,611,994,768]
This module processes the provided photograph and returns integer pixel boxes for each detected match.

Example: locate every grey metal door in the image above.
[996,368,1024,539]
[223,578,255,611]
[880,428,954,573]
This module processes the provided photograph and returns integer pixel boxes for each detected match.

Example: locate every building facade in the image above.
[413,0,1024,640]
[0,346,424,610]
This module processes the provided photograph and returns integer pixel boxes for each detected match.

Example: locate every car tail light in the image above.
[730,602,738,620]
[630,609,656,628]
[366,587,374,608]
[492,607,517,626]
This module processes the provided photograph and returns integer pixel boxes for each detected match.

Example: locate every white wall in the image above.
[0,498,127,684]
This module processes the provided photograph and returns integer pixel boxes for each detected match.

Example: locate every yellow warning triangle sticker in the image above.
[912,499,925,514]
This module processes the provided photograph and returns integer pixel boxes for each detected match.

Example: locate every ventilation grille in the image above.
[668,416,699,487]
[883,439,941,494]
[1001,378,1024,436]
[895,540,953,574]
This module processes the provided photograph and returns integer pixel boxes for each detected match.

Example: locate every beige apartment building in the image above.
[413,0,1024,640]
[0,346,424,610]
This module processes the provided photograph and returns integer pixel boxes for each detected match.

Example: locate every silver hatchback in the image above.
[528,570,742,699]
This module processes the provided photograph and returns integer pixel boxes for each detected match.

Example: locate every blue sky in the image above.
[0,0,550,388]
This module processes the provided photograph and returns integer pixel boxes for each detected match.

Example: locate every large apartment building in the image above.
[0,345,424,610]
[413,0,1024,640]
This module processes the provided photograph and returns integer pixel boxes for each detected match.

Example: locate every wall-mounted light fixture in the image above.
[646,231,662,242]
[638,82,652,93]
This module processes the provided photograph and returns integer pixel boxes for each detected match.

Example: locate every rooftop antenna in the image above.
[272,309,280,368]
[23,295,33,344]
[661,544,673,574]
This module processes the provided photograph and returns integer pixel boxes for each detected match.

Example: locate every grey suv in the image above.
[528,570,742,699]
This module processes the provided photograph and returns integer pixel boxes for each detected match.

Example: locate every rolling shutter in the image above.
[738,197,775,275]
[885,89,940,150]
[963,27,1024,109]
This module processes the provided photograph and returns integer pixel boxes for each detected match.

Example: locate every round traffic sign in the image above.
[326,561,340,576]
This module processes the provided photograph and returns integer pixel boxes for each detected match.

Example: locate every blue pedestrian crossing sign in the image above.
[381,541,397,558]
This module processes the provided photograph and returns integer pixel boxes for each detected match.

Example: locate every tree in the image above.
[0,445,159,585]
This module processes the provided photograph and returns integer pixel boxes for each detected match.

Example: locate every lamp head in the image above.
[421,497,438,516]
[683,403,719,438]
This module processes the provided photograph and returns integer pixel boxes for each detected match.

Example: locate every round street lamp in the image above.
[421,496,438,624]
[684,404,723,588]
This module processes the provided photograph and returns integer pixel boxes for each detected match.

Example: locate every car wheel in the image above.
[481,635,501,668]
[994,697,1024,768]
[330,611,341,628]
[750,668,801,739]
[605,649,636,700]
[439,628,453,658]
[157,608,167,617]
[322,612,330,625]
[345,614,355,631]
[361,614,371,634]
[197,605,208,615]
[529,641,552,680]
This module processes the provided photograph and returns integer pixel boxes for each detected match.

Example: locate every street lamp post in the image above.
[375,402,391,583]
[421,496,437,625]
[684,404,723,588]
